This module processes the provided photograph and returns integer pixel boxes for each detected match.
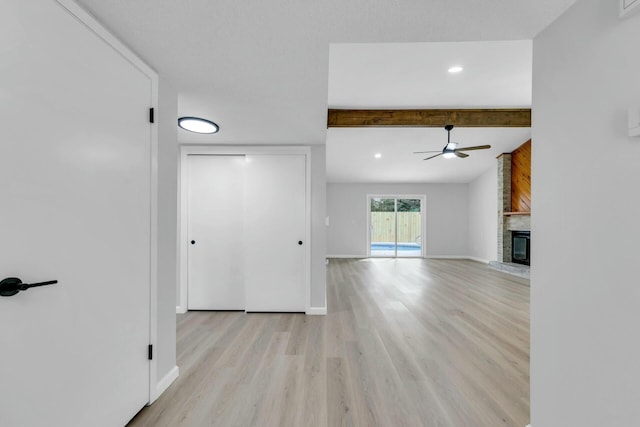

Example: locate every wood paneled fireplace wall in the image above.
[498,139,531,263]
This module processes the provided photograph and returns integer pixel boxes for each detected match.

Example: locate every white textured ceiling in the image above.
[75,0,575,146]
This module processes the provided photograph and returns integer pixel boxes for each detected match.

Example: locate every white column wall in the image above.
[467,165,498,263]
[532,1,640,425]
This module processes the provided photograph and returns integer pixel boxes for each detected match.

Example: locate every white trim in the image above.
[151,366,179,403]
[620,0,640,17]
[178,145,312,314]
[55,0,160,406]
[330,254,489,263]
[178,149,189,313]
[306,307,327,315]
[327,254,368,259]
[147,73,160,408]
[304,149,312,314]
[176,305,187,314]
[425,255,470,259]
[56,1,156,77]
[467,256,491,264]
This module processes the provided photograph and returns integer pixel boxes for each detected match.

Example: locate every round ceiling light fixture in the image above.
[448,65,463,73]
[374,153,382,159]
[178,117,219,134]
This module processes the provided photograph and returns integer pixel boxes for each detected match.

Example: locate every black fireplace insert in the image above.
[512,231,530,266]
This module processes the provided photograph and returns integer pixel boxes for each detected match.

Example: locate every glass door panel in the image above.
[396,198,422,257]
[370,197,396,257]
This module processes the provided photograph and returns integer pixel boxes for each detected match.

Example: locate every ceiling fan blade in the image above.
[456,145,491,151]
[454,151,469,158]
[423,153,443,161]
[413,150,441,154]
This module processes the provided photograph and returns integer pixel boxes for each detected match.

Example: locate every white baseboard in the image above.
[329,254,493,264]
[151,365,179,403]
[306,307,327,315]
[425,255,469,259]
[176,305,187,314]
[327,254,367,259]
[466,256,491,264]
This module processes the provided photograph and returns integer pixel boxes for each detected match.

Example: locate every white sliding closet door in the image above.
[244,155,307,312]
[187,155,245,310]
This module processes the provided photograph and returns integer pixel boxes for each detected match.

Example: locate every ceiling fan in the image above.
[414,125,491,160]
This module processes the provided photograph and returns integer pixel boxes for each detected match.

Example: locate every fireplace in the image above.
[511,231,530,266]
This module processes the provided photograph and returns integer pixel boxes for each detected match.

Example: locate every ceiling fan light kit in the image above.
[414,124,492,161]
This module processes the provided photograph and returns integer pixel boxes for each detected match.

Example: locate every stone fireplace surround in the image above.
[491,153,531,278]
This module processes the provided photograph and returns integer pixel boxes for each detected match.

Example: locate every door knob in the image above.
[0,277,58,297]
[298,241,303,245]
[191,240,196,245]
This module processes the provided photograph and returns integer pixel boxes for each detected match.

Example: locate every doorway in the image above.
[367,195,426,257]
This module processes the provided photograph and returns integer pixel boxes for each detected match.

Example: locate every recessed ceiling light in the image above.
[448,66,463,74]
[178,117,219,134]
[374,153,382,159]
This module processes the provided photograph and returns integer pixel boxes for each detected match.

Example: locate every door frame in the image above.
[53,1,160,404]
[366,194,427,258]
[178,145,312,315]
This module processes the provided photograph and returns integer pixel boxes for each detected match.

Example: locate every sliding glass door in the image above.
[369,195,425,258]
[370,198,396,256]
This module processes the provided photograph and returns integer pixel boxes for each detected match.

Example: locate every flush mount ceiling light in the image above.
[374,153,382,159]
[448,65,463,73]
[178,117,219,134]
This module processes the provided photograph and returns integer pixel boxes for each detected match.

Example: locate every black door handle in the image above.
[0,277,58,297]
[298,241,303,245]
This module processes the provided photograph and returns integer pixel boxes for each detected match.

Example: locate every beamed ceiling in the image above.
[75,1,576,182]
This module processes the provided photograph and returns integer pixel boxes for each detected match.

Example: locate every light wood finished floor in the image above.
[128,258,530,427]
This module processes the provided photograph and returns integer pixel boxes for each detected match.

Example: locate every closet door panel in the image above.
[244,155,306,312]
[187,155,245,310]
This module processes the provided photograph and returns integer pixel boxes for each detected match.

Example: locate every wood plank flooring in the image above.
[128,258,530,427]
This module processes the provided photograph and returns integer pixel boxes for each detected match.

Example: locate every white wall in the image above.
[532,1,640,425]
[467,164,498,263]
[156,77,178,385]
[327,183,468,257]
[310,145,327,309]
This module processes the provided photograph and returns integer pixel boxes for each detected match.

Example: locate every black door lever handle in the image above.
[0,277,58,297]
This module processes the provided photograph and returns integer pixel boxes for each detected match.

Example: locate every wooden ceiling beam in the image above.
[327,108,531,128]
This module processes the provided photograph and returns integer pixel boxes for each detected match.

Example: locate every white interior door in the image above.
[244,155,307,312]
[0,2,151,426]
[187,155,245,310]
